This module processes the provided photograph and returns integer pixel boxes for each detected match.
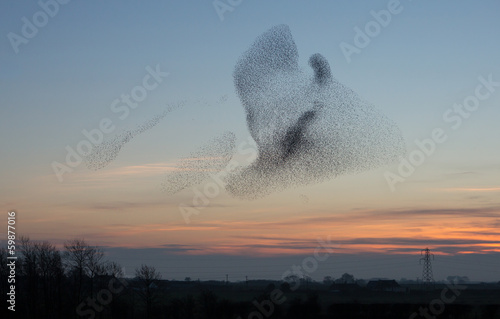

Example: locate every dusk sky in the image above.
[1,1,499,282]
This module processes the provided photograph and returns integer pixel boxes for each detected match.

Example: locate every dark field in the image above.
[6,276,500,319]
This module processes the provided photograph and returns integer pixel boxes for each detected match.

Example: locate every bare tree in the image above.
[18,237,64,318]
[105,261,124,278]
[135,264,162,319]
[63,239,107,303]
[95,261,125,294]
[86,245,106,298]
[64,238,89,304]
[19,236,39,317]
[35,240,64,319]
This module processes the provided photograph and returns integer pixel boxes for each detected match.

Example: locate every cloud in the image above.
[83,201,165,211]
[439,187,500,192]
[159,244,203,253]
[261,206,500,227]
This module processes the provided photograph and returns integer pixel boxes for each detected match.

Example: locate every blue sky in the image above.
[1,1,499,282]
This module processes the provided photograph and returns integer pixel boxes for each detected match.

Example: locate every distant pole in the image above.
[420,248,435,290]
[245,276,248,288]
[226,274,228,284]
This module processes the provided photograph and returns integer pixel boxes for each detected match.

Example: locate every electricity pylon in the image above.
[420,248,434,289]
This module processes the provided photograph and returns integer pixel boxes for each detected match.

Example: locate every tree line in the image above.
[0,237,164,319]
[1,237,498,319]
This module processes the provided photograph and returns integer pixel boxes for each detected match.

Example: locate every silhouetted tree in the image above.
[335,273,355,284]
[63,238,91,305]
[283,274,300,290]
[105,261,124,278]
[19,236,40,317]
[0,248,10,318]
[18,237,64,319]
[301,274,312,289]
[64,238,110,319]
[135,264,162,319]
[100,261,127,319]
[35,240,64,319]
[85,245,106,298]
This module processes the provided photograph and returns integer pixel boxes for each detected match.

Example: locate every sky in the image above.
[1,1,499,282]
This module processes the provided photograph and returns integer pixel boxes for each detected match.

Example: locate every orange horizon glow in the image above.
[16,205,500,257]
